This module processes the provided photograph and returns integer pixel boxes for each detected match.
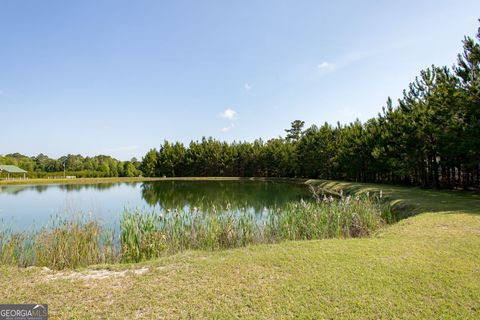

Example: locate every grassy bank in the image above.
[1,180,479,319]
[308,179,480,215]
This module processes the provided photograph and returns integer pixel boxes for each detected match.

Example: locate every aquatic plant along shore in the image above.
[0,188,390,269]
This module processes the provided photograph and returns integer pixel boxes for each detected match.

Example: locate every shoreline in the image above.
[0,176,308,186]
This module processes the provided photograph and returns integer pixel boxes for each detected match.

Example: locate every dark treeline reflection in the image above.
[0,181,312,213]
[0,183,136,195]
[0,185,53,195]
[57,183,135,192]
[141,181,311,212]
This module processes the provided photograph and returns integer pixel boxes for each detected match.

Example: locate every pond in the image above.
[0,180,312,231]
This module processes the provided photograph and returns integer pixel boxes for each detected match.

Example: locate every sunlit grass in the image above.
[1,181,479,318]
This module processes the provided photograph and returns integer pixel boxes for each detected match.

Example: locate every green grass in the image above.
[1,180,479,319]
[310,179,480,214]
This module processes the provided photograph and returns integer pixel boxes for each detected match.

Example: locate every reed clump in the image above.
[0,218,117,269]
[0,190,391,268]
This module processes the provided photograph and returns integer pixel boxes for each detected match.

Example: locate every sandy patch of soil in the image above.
[43,267,149,281]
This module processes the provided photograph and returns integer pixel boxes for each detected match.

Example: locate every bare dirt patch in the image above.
[43,267,149,281]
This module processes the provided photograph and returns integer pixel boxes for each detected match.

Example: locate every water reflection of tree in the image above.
[1,181,312,212]
[1,182,138,195]
[0,185,51,195]
[58,183,129,192]
[140,181,311,211]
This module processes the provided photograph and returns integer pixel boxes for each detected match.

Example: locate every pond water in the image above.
[0,180,312,231]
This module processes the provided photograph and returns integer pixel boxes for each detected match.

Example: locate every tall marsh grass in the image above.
[0,189,391,269]
[0,218,117,269]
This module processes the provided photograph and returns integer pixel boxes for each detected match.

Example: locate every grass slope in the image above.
[1,180,479,319]
[311,180,480,215]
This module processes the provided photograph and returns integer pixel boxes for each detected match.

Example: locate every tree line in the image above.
[2,24,479,188]
[140,24,480,189]
[0,153,141,178]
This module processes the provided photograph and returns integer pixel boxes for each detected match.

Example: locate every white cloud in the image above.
[220,108,238,132]
[317,62,331,69]
[220,108,238,120]
[221,123,235,132]
[244,83,252,91]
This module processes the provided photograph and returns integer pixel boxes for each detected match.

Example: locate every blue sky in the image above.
[1,1,479,160]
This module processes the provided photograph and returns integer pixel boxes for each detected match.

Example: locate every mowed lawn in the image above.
[1,180,480,319]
